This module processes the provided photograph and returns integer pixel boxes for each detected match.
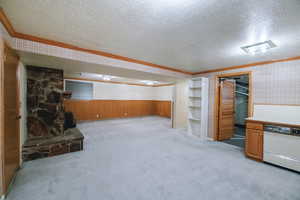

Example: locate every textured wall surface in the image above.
[24,66,84,161]
[197,59,300,138]
[27,66,64,138]
[173,80,189,129]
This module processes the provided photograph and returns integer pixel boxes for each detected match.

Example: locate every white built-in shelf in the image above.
[188,96,201,98]
[189,105,201,108]
[188,77,209,140]
[189,117,201,121]
[189,87,202,89]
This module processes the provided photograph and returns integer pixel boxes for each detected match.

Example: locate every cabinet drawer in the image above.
[246,122,263,130]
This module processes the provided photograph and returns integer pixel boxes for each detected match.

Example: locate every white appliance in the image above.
[264,125,300,172]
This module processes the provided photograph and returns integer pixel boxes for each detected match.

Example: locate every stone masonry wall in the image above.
[27,66,64,139]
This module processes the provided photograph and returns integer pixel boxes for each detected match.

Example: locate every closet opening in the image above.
[214,72,253,148]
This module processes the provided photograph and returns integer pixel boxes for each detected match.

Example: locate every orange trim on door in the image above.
[214,71,253,141]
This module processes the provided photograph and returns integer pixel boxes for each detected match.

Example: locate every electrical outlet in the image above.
[96,114,99,118]
[124,113,128,116]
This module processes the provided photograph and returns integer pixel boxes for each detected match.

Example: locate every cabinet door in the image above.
[245,129,263,160]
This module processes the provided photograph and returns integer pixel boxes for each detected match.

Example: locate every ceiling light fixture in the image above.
[103,75,113,81]
[140,80,159,85]
[241,40,276,55]
[80,72,103,78]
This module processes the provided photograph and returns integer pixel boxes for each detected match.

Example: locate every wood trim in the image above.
[0,30,5,197]
[0,8,191,75]
[15,56,21,167]
[254,103,300,107]
[64,77,174,87]
[214,71,253,141]
[14,32,192,75]
[64,100,172,120]
[246,119,300,128]
[193,56,300,75]
[2,7,300,76]
[0,8,15,36]
[213,78,220,141]
[246,122,263,130]
[152,83,174,87]
[0,43,20,195]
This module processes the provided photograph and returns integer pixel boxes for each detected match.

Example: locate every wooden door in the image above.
[218,79,235,140]
[3,45,20,194]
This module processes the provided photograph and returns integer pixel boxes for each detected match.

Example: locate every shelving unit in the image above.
[188,77,209,140]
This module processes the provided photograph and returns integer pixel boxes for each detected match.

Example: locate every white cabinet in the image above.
[188,77,209,139]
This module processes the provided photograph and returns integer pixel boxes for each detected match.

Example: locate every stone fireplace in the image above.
[23,66,84,161]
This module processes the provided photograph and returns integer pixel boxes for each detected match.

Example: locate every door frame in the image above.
[0,38,5,197]
[0,42,21,196]
[214,71,253,141]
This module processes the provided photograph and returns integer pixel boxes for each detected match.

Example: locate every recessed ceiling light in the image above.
[103,75,114,81]
[241,40,276,55]
[80,72,103,78]
[140,80,159,85]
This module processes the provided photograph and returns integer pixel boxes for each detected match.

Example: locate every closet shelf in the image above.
[189,117,201,121]
[189,105,201,108]
[188,96,201,98]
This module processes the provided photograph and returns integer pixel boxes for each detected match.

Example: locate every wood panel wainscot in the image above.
[245,121,264,161]
[64,100,172,121]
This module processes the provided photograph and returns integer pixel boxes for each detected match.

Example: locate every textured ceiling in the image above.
[1,0,300,72]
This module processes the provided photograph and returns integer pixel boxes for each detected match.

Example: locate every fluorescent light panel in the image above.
[78,73,163,85]
[79,72,118,81]
[241,40,276,54]
[140,80,159,85]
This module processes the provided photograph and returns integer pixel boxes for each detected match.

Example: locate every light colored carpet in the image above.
[7,116,300,200]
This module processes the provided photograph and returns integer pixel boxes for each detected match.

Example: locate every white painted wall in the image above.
[93,82,174,100]
[93,82,154,100]
[65,79,174,101]
[173,80,189,129]
[19,62,27,161]
[252,104,300,125]
[152,86,173,101]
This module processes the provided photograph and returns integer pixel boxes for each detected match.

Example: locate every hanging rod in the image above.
[236,84,248,90]
[235,91,248,96]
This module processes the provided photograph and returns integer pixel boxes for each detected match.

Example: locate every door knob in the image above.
[16,115,21,120]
